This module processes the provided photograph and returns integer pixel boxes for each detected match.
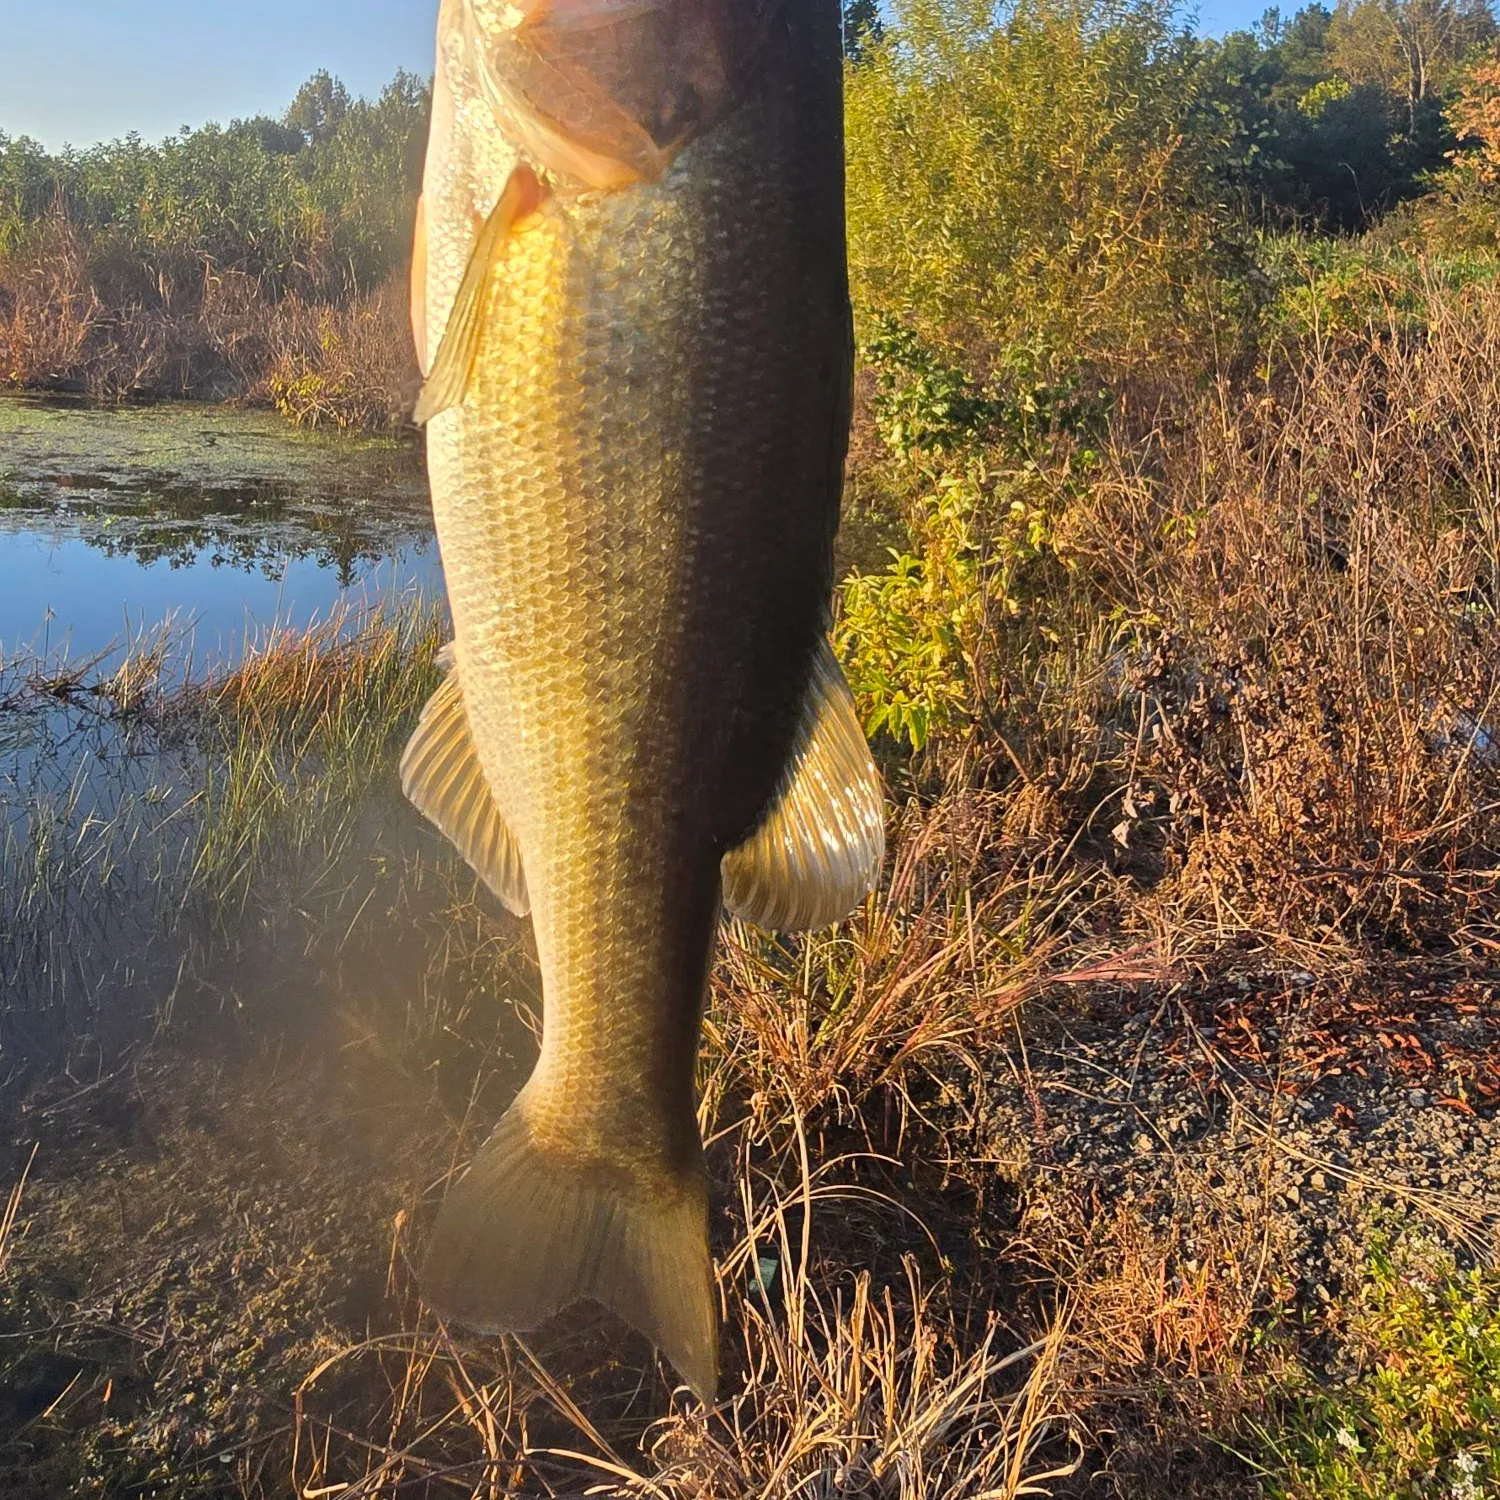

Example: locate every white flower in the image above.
[1449,1448,1484,1500]
[1334,1427,1362,1454]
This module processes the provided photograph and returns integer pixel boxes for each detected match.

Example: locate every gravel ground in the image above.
[981,961,1500,1338]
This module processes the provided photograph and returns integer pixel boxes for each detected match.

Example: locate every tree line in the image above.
[0,0,1497,416]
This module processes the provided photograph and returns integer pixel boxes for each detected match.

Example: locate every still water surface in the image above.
[0,395,443,667]
[0,396,453,1056]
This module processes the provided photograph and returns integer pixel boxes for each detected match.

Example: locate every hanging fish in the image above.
[404,0,882,1401]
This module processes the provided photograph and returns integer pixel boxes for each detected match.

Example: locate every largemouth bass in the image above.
[403,0,884,1401]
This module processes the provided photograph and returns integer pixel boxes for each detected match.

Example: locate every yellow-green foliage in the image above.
[845,0,1235,375]
[836,321,1092,753]
[838,470,982,751]
[1404,47,1500,253]
[1256,1240,1500,1500]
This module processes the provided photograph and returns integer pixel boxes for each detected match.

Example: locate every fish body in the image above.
[403,0,883,1400]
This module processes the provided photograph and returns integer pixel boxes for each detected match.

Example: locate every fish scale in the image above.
[403,0,883,1400]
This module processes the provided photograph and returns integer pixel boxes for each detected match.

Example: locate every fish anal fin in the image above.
[421,1093,718,1403]
[413,164,549,426]
[722,640,886,932]
[400,652,529,916]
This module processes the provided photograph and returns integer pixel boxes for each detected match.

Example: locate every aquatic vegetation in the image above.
[0,599,447,1060]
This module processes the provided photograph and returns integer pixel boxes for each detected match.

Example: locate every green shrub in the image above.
[1254,1241,1500,1499]
[845,0,1242,381]
[837,327,1092,752]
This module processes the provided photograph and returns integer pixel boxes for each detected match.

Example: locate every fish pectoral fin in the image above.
[421,1094,718,1404]
[722,639,886,932]
[400,651,530,916]
[412,164,548,426]
[411,192,430,377]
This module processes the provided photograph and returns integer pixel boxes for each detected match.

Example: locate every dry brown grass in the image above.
[0,217,418,424]
[256,272,420,431]
[290,1130,1077,1500]
[248,754,1087,1497]
[702,796,1066,1142]
[971,274,1500,965]
[0,219,105,389]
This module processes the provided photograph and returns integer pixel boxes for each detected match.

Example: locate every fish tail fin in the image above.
[421,1095,718,1402]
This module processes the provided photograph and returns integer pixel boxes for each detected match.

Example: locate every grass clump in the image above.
[0,599,448,1060]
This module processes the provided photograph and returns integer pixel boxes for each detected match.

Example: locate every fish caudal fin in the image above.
[722,638,886,931]
[400,647,530,916]
[422,1097,719,1402]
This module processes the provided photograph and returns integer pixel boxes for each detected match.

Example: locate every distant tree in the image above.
[1450,44,1500,174]
[299,70,431,288]
[1284,77,1408,225]
[1201,0,1497,226]
[1329,0,1497,129]
[285,71,352,146]
[1268,3,1339,102]
[845,0,1241,371]
[1397,44,1500,243]
[0,132,60,252]
[843,0,885,60]
[232,115,307,156]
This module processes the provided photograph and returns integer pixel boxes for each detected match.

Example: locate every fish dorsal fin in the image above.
[400,650,530,916]
[722,639,886,932]
[413,164,548,426]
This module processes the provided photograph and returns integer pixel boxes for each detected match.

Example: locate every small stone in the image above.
[1133,1132,1156,1154]
[1309,1171,1328,1192]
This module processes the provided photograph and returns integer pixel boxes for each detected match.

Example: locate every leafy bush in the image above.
[837,325,1094,752]
[844,0,1245,382]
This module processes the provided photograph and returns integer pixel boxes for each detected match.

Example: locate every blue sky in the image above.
[0,0,1267,152]
[0,1,437,151]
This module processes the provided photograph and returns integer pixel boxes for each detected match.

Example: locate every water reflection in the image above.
[0,393,443,666]
[0,395,454,1059]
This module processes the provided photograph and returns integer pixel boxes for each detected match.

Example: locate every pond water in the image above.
[0,397,456,1056]
[0,395,443,669]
